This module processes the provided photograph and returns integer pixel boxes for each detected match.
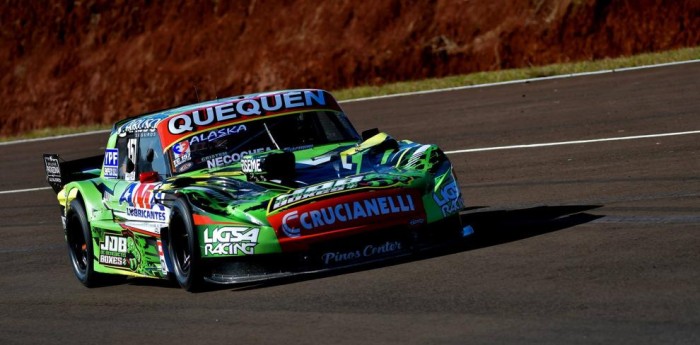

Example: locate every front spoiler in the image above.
[203,219,474,286]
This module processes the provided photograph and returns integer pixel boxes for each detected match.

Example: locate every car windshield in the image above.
[167,110,360,174]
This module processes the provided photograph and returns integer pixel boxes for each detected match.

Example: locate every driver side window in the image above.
[116,135,162,181]
[115,136,136,181]
[138,135,170,178]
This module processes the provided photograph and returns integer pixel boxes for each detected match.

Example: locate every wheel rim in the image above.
[67,215,88,272]
[171,214,191,275]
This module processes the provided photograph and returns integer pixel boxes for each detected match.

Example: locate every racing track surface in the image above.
[1,62,699,344]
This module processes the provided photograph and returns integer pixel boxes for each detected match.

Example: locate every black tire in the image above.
[167,197,204,292]
[66,199,104,287]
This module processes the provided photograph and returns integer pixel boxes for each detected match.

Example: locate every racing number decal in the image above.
[125,138,137,181]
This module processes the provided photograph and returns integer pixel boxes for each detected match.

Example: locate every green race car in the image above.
[44,89,470,291]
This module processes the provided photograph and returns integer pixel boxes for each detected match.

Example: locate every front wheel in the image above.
[66,199,104,287]
[167,197,204,292]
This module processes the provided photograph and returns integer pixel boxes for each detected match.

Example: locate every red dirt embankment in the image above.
[1,0,698,136]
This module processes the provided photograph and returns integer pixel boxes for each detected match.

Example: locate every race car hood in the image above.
[159,135,458,251]
[161,166,431,241]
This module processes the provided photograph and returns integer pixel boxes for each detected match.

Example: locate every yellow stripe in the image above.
[339,132,389,156]
[394,148,412,168]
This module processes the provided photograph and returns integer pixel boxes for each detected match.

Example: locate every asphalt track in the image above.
[1,62,699,344]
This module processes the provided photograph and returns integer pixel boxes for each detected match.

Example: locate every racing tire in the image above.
[167,198,204,292]
[65,199,104,287]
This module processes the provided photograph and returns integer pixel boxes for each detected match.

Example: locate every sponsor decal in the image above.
[120,183,160,208]
[100,235,127,252]
[188,124,247,144]
[240,157,263,174]
[119,183,170,222]
[277,192,419,238]
[284,144,314,152]
[271,176,364,211]
[157,239,168,274]
[44,155,61,184]
[203,227,260,256]
[433,178,463,216]
[281,212,301,237]
[166,90,328,135]
[409,218,425,226]
[173,140,190,156]
[269,174,416,213]
[321,240,403,265]
[176,161,193,173]
[99,255,126,266]
[135,131,157,138]
[205,147,272,168]
[172,140,192,167]
[99,235,128,267]
[122,221,163,235]
[125,207,167,222]
[103,148,119,179]
[118,118,161,135]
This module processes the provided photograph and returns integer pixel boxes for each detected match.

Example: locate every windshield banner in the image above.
[158,90,341,150]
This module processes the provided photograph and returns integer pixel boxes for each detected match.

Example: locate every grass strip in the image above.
[2,46,698,142]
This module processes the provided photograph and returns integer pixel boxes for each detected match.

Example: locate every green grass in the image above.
[0,125,109,143]
[2,46,698,143]
[332,46,700,100]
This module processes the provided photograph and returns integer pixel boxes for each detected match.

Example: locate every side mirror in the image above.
[146,148,155,163]
[139,171,160,183]
[361,128,380,141]
[370,137,399,153]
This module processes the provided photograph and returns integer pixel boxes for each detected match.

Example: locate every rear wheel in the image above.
[167,198,204,292]
[66,199,104,287]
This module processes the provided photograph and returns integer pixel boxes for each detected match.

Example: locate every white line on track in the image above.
[0,186,52,195]
[1,59,698,147]
[0,130,111,147]
[2,129,698,195]
[443,130,700,154]
[341,59,700,103]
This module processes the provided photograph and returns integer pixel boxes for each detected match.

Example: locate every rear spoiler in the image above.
[43,154,104,194]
